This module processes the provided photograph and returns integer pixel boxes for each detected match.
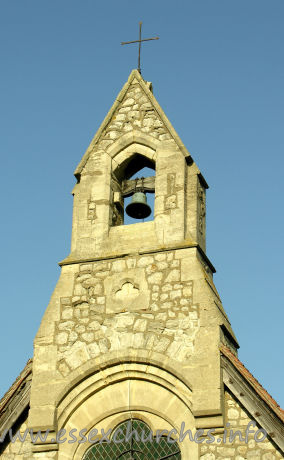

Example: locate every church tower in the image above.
[0,70,283,460]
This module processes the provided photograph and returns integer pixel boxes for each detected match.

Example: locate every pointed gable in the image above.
[0,359,32,435]
[75,69,190,177]
[221,345,284,453]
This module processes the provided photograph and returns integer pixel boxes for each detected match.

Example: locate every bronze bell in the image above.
[125,191,151,219]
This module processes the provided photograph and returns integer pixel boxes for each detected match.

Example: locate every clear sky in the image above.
[0,0,283,408]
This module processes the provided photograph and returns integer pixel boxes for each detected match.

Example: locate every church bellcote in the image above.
[29,70,238,458]
[64,69,208,263]
[5,69,281,460]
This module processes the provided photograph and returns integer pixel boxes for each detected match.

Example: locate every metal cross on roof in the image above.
[121,22,159,74]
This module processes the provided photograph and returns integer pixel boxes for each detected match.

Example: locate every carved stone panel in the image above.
[104,268,150,314]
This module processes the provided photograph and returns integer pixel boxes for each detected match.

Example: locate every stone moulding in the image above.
[107,130,159,159]
[57,368,192,428]
[54,360,195,459]
[58,241,216,273]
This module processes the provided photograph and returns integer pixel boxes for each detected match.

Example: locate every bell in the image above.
[125,192,152,219]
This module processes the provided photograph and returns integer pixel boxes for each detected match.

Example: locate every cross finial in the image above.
[121,22,159,74]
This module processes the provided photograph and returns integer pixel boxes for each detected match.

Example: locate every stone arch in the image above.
[112,144,156,180]
[55,351,193,414]
[107,131,159,178]
[56,360,196,459]
[107,130,160,159]
[108,132,158,226]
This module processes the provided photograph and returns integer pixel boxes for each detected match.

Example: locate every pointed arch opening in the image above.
[111,152,156,227]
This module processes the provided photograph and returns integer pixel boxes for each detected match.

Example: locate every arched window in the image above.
[83,419,181,459]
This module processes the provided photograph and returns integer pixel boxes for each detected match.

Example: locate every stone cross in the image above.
[121,22,159,74]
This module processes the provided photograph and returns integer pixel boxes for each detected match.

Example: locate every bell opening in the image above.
[111,156,155,227]
[124,166,155,225]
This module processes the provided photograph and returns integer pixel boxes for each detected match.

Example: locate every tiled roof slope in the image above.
[220,345,284,423]
[0,359,32,417]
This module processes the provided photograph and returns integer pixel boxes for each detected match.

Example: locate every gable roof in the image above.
[221,345,284,453]
[221,344,284,423]
[74,69,192,177]
[0,351,283,454]
[0,359,32,434]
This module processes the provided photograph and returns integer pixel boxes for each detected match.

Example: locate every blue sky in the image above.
[0,0,283,408]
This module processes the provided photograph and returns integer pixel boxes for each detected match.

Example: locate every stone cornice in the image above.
[58,242,216,273]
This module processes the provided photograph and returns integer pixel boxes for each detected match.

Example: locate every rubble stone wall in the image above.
[200,390,283,460]
[55,250,198,377]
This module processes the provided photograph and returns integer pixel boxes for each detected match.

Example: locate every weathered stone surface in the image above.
[170,290,181,299]
[164,269,180,282]
[112,259,126,272]
[81,332,94,343]
[24,70,282,460]
[200,454,215,460]
[122,97,135,106]
[155,337,171,352]
[262,453,276,460]
[56,332,68,345]
[115,314,135,329]
[75,324,85,334]
[216,447,235,456]
[137,256,154,267]
[160,293,168,301]
[147,272,163,284]
[58,321,74,331]
[62,307,73,320]
[88,320,101,331]
[97,296,105,304]
[79,264,93,272]
[64,341,90,369]
[133,319,147,332]
[155,253,166,261]
[183,285,193,297]
[228,408,240,419]
[87,342,100,357]
[126,258,136,269]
